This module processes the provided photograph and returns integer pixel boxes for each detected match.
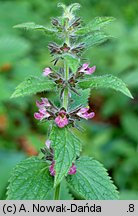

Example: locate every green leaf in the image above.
[89,16,115,30]
[58,3,80,18]
[69,89,90,110]
[11,76,56,98]
[78,75,133,99]
[67,156,119,200]
[13,22,57,35]
[64,54,80,73]
[67,3,81,13]
[7,157,54,200]
[75,17,115,35]
[50,126,82,187]
[57,3,66,10]
[81,32,112,48]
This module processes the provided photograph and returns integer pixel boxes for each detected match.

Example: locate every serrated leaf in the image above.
[64,54,80,73]
[67,156,119,200]
[14,22,57,35]
[89,16,115,30]
[75,17,115,35]
[78,75,133,99]
[69,89,90,110]
[11,76,56,98]
[81,32,112,48]
[7,157,54,200]
[50,126,82,187]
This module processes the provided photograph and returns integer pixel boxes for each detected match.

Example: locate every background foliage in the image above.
[0,0,138,200]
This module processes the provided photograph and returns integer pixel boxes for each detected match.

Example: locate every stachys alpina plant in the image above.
[7,3,133,200]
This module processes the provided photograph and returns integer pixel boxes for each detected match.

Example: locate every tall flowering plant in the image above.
[7,3,133,200]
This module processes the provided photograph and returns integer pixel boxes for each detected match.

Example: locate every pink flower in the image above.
[55,110,69,128]
[68,163,77,175]
[49,161,77,176]
[36,98,51,108]
[45,140,51,149]
[43,67,52,76]
[77,107,95,120]
[49,161,55,176]
[34,108,51,121]
[34,112,44,120]
[79,63,96,75]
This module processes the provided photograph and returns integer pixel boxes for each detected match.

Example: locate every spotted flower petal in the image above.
[55,110,69,128]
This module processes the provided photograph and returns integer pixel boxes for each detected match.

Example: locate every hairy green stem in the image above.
[54,24,70,201]
[63,34,70,110]
[54,183,60,200]
[63,60,69,109]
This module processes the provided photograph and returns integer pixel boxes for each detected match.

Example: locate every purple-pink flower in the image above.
[68,163,77,175]
[55,110,69,128]
[43,67,52,76]
[49,161,55,176]
[79,63,96,75]
[49,161,77,176]
[77,107,95,120]
[34,108,51,121]
[36,98,51,108]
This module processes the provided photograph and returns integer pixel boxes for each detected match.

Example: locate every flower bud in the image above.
[45,140,51,149]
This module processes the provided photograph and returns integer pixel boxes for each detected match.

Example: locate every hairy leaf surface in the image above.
[78,75,133,98]
[69,89,90,110]
[11,76,56,98]
[7,157,53,200]
[67,156,119,200]
[50,126,82,187]
[75,17,115,35]
[81,32,112,48]
[14,22,57,35]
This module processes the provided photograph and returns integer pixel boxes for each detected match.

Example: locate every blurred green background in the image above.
[0,0,138,200]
